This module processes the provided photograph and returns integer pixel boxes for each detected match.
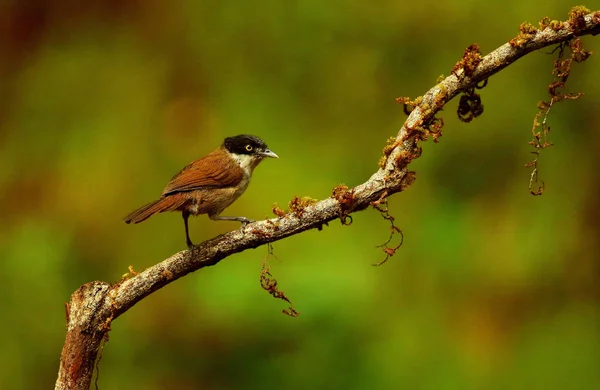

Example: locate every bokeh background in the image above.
[1,1,599,389]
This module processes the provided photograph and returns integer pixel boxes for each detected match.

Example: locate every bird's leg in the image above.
[209,214,255,225]
[182,211,194,248]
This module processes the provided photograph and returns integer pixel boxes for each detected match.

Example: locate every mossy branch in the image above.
[56,9,600,390]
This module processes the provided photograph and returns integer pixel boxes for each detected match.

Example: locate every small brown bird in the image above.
[124,134,278,247]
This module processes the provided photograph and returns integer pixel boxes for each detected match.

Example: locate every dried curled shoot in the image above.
[526,32,592,195]
[457,81,486,123]
[260,243,298,317]
[370,191,404,266]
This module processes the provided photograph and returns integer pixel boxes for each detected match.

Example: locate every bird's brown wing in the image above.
[162,149,244,196]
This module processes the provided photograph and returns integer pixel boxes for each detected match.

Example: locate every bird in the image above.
[124,134,278,248]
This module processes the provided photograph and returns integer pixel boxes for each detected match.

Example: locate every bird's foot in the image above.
[186,239,195,249]
[240,217,255,226]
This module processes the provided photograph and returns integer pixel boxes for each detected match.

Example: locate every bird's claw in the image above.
[241,218,255,226]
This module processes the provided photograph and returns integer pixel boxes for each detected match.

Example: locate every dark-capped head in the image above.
[223,134,278,159]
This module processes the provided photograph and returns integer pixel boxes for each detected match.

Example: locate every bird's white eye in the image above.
[245,144,253,152]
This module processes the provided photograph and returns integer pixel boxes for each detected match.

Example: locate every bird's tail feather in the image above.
[124,196,187,224]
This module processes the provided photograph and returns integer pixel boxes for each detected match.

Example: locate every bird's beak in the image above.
[259,148,279,158]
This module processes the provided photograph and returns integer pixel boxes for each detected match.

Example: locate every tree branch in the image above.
[55,10,600,390]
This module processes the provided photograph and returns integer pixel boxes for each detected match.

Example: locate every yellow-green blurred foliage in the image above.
[1,1,599,389]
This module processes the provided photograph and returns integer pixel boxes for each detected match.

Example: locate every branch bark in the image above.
[55,10,600,390]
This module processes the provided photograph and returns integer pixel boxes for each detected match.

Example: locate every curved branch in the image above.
[55,10,600,390]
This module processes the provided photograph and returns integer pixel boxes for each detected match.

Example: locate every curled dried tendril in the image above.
[527,36,589,195]
[429,117,444,143]
[260,243,298,317]
[457,88,484,123]
[370,192,404,266]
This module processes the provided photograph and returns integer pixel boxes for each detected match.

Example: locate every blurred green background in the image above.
[1,1,599,389]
